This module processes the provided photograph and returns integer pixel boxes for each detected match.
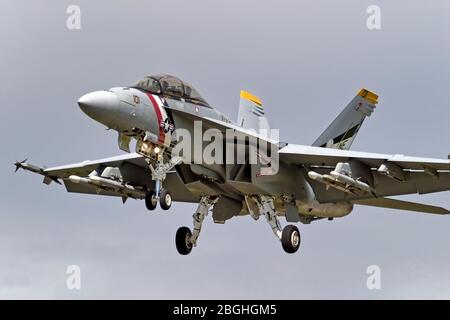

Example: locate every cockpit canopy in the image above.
[131,74,210,107]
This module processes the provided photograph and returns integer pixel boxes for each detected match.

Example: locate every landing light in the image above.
[141,143,150,151]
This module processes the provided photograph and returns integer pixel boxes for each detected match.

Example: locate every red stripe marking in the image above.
[146,93,165,144]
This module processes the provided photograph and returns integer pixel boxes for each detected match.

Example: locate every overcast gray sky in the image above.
[1,0,449,299]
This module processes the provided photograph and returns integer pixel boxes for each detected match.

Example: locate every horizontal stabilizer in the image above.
[352,197,450,215]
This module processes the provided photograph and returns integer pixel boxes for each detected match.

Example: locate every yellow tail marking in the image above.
[358,88,379,104]
[240,90,262,106]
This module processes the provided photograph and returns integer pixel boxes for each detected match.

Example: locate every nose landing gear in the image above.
[144,151,182,211]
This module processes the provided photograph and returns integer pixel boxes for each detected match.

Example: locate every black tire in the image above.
[176,227,193,255]
[159,189,172,210]
[145,191,157,211]
[281,225,301,254]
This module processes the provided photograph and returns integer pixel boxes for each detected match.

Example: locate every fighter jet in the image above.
[15,74,450,254]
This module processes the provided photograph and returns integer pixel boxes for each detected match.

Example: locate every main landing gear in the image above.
[144,152,181,211]
[174,195,301,255]
[249,195,301,254]
[175,196,218,255]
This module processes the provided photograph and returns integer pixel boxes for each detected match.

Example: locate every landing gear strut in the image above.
[250,195,301,254]
[145,152,182,211]
[175,196,218,255]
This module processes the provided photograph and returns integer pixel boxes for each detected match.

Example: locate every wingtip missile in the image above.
[14,158,29,172]
[14,159,43,174]
[14,159,61,184]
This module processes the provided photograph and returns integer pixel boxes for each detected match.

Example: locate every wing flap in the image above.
[352,197,450,215]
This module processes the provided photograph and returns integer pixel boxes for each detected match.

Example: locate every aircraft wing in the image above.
[279,144,450,171]
[15,153,197,202]
[279,144,450,202]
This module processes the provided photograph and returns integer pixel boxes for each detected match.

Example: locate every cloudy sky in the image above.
[1,0,449,299]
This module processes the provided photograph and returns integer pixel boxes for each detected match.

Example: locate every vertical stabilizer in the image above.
[237,90,270,133]
[312,89,378,150]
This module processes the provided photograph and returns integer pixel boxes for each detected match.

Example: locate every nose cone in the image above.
[78,91,119,126]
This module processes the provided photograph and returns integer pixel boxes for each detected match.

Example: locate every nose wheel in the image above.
[145,189,172,211]
[159,189,172,210]
[144,152,182,212]
[145,191,157,211]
